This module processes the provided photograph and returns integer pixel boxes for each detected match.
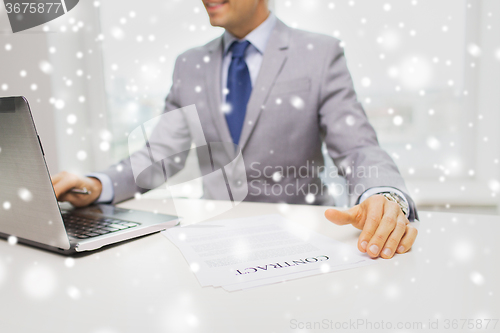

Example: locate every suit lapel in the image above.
[204,37,235,158]
[237,20,291,150]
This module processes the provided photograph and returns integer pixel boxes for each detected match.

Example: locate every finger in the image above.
[396,224,418,254]
[357,196,385,252]
[50,172,66,185]
[366,200,400,257]
[58,192,74,203]
[380,214,408,259]
[325,206,359,226]
[52,173,79,199]
[58,193,88,207]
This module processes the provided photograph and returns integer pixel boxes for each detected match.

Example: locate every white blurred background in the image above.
[0,0,499,214]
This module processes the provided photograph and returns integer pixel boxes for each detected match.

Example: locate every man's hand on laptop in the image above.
[51,172,103,207]
[324,195,417,259]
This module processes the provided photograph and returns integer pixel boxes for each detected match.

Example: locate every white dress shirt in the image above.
[221,12,277,99]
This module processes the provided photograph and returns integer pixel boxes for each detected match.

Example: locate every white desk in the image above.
[1,199,499,333]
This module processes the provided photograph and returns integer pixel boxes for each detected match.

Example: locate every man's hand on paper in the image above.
[324,195,418,259]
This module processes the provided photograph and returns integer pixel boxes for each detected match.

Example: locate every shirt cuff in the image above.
[87,173,114,203]
[358,187,410,218]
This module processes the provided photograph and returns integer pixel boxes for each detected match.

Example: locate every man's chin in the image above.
[208,15,230,28]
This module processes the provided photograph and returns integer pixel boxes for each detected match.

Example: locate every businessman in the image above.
[52,0,418,259]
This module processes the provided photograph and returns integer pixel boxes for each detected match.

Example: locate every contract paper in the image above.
[162,215,373,291]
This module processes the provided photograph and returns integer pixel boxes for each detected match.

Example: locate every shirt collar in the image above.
[223,12,277,56]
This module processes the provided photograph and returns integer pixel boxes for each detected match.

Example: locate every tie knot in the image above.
[229,40,251,59]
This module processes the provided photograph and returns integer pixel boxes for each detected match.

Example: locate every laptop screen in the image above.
[0,98,16,113]
[0,97,71,250]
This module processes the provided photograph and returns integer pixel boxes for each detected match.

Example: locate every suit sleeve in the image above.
[97,56,192,204]
[318,39,418,221]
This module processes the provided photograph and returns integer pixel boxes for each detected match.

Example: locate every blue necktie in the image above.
[225,40,252,145]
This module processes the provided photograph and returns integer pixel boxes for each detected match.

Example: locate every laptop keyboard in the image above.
[62,214,140,239]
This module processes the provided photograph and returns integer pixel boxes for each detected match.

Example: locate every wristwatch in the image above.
[381,192,409,216]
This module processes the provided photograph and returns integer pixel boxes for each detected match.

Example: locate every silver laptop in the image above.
[0,96,180,255]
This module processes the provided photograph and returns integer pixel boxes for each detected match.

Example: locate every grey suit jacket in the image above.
[100,19,418,221]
